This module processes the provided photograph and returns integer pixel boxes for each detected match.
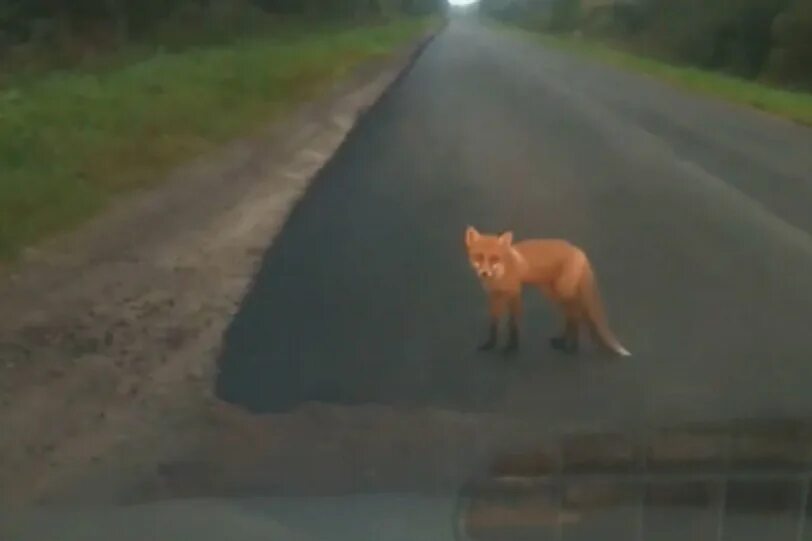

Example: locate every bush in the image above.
[549,0,581,32]
[766,0,812,88]
[615,0,790,79]
[0,0,443,77]
[486,0,812,89]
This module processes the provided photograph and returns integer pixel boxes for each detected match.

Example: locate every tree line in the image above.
[482,0,812,89]
[0,0,443,66]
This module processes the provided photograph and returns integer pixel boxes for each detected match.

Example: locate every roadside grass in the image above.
[0,18,433,260]
[503,26,812,127]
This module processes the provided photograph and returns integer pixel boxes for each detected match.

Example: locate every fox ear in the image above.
[498,231,513,246]
[465,226,480,247]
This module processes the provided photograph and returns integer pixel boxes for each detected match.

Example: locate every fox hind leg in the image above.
[548,258,585,355]
[550,315,579,354]
[536,284,578,354]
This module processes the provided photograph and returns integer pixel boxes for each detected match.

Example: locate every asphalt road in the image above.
[217,19,812,429]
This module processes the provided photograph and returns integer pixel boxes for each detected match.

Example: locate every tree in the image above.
[549,0,580,31]
[766,0,812,88]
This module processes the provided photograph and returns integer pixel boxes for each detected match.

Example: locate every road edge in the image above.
[0,22,444,514]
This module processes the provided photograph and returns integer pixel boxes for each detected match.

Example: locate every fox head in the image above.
[465,226,513,280]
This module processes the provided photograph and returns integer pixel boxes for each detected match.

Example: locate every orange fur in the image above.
[465,226,630,357]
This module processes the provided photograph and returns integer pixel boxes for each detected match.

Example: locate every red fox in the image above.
[464,227,630,357]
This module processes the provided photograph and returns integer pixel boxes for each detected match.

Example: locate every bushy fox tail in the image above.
[580,266,630,357]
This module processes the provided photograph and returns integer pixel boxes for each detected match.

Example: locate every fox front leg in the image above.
[479,293,520,354]
[479,294,507,351]
[504,295,521,354]
[479,319,498,351]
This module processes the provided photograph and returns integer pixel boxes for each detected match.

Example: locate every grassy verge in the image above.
[503,25,812,127]
[0,18,433,260]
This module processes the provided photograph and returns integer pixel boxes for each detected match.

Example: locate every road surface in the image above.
[11,18,812,541]
[217,19,812,427]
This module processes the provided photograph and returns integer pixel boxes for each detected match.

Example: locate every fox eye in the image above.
[488,256,500,265]
[472,253,483,263]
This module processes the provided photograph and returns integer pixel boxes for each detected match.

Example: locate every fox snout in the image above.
[474,262,504,280]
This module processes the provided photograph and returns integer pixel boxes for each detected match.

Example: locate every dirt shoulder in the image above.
[0,29,443,511]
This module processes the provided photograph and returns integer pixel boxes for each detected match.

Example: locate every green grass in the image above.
[0,18,433,260]
[504,26,812,127]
